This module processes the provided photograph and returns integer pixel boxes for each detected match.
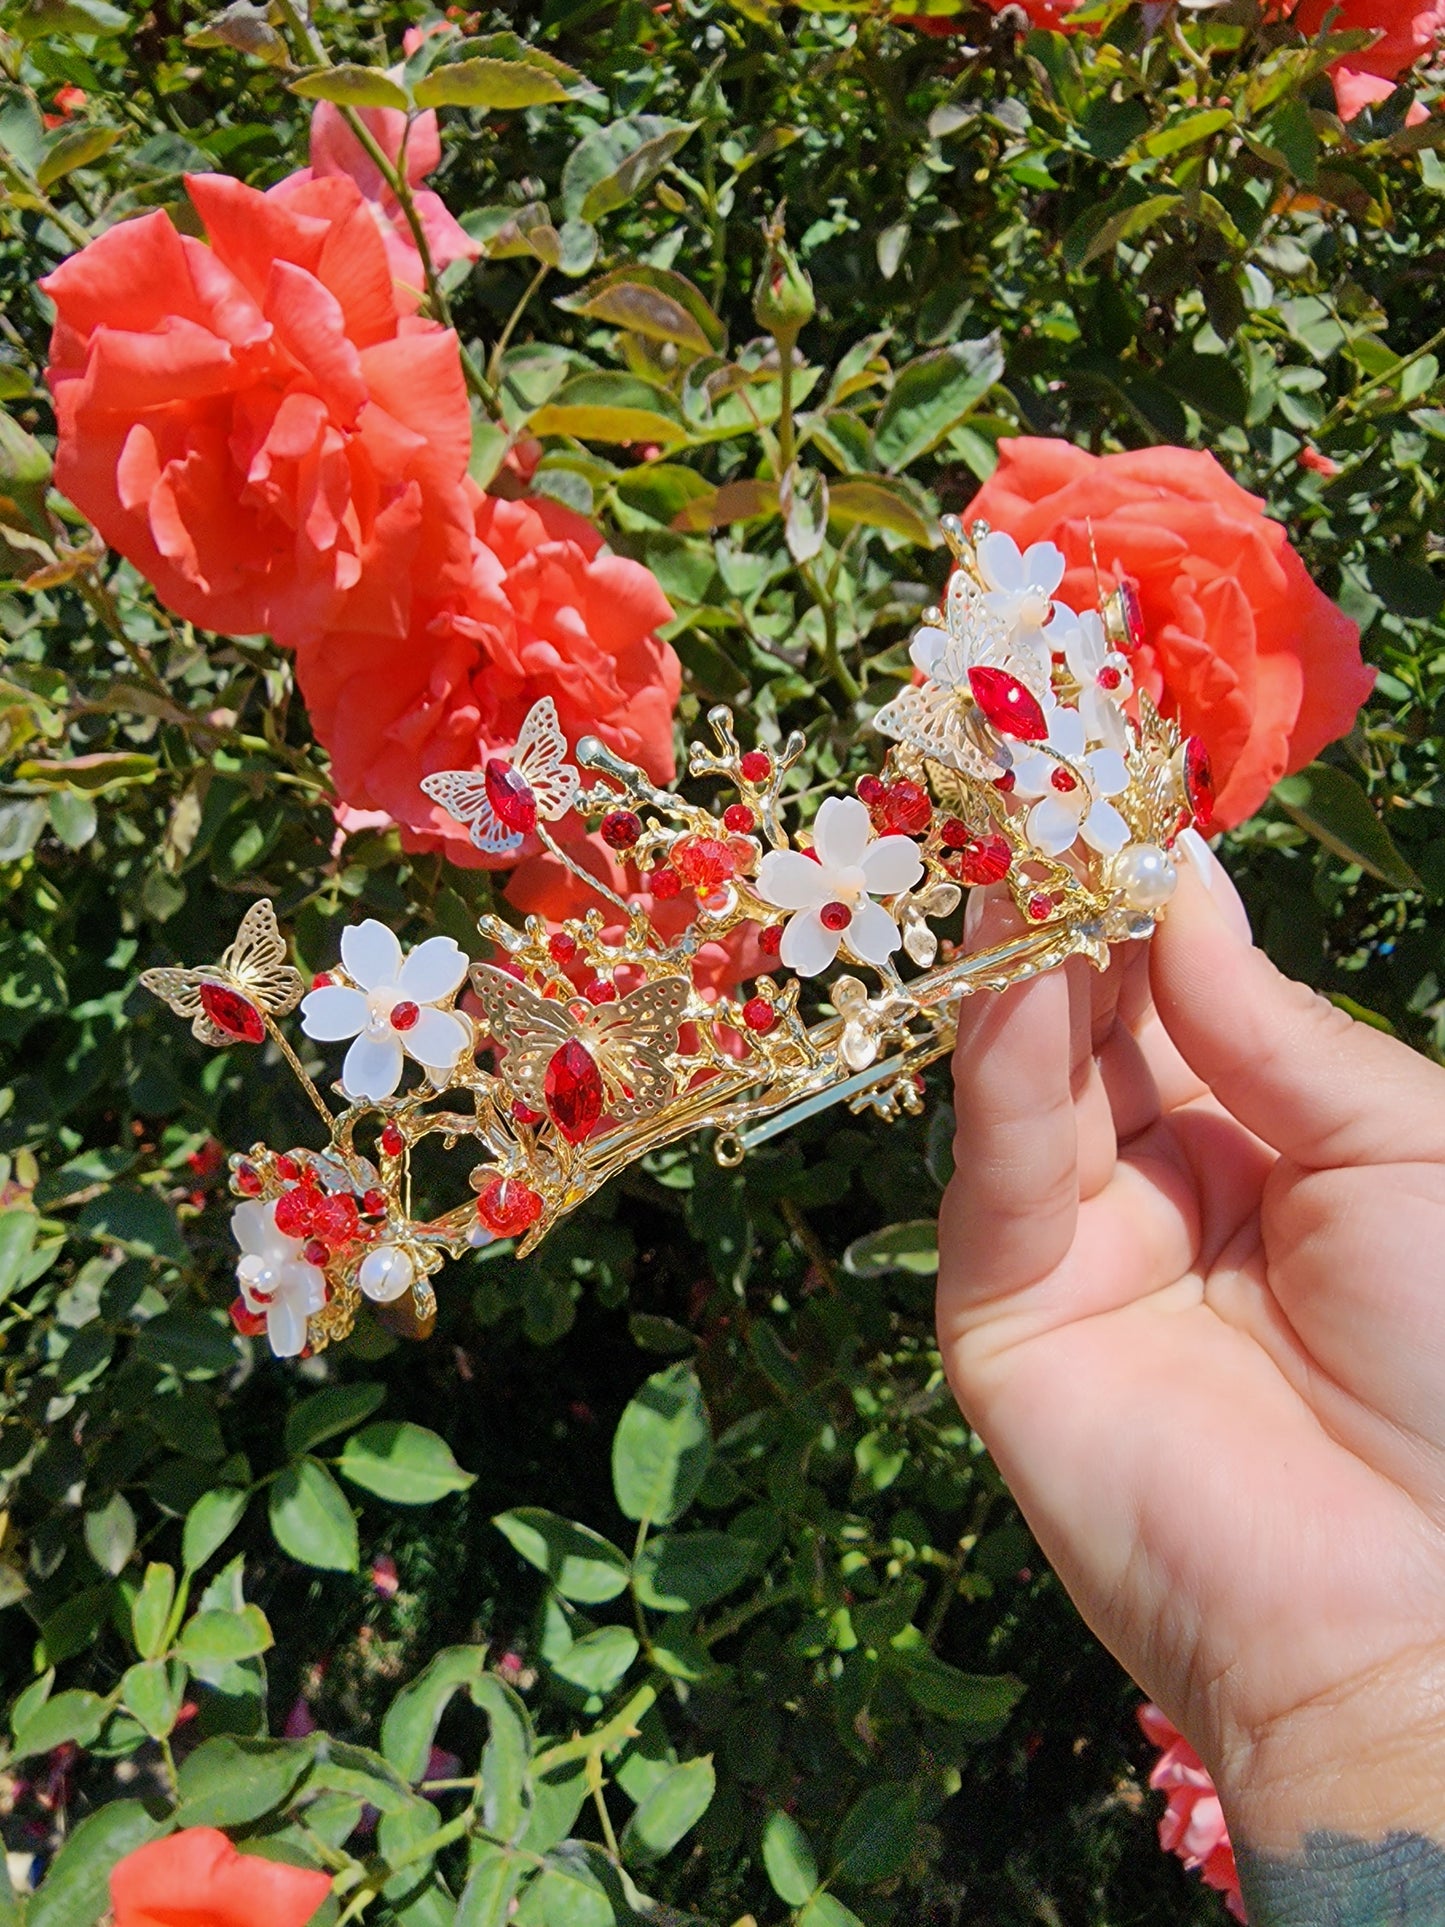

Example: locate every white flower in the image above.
[232,1199,326,1358]
[1051,606,1133,742]
[1011,703,1131,858]
[756,796,924,977]
[301,921,470,1102]
[976,531,1066,658]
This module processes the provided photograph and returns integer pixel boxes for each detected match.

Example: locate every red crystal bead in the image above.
[389,1000,420,1032]
[234,1160,262,1197]
[758,923,784,956]
[740,749,772,783]
[722,803,755,834]
[511,1099,544,1126]
[275,1154,300,1182]
[1050,768,1078,793]
[584,977,618,1004]
[1026,892,1056,922]
[954,834,1012,886]
[199,981,265,1044]
[380,1123,405,1159]
[484,757,537,836]
[476,1173,544,1238]
[819,901,852,932]
[1183,735,1215,831]
[1097,665,1123,692]
[646,868,681,900]
[993,769,1016,794]
[671,835,737,892]
[274,1185,317,1239]
[362,1188,387,1216]
[968,666,1048,742]
[230,1298,268,1339]
[543,1039,605,1144]
[1118,580,1146,652]
[856,774,887,807]
[548,932,578,965]
[600,809,642,850]
[312,972,332,989]
[303,1237,329,1267]
[880,779,932,836]
[742,996,776,1034]
[940,817,970,850]
[313,1191,359,1246]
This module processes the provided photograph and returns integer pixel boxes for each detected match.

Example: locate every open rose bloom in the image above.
[1138,1705,1247,1920]
[110,1827,330,1927]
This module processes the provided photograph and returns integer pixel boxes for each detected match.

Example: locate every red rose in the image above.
[296,490,680,865]
[965,438,1373,828]
[110,1827,330,1927]
[1286,0,1443,120]
[42,172,474,647]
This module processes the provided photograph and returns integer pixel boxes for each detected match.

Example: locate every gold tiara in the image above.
[141,516,1212,1356]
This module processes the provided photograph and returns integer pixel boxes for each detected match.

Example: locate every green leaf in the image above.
[611,1362,712,1529]
[513,1856,613,1927]
[1067,190,1181,270]
[121,1659,186,1740]
[871,337,1004,472]
[900,1660,1025,1733]
[549,1625,639,1695]
[12,1689,109,1761]
[184,1,287,62]
[842,1220,939,1279]
[832,1781,919,1886]
[798,1898,866,1927]
[561,114,698,223]
[339,1421,475,1504]
[1274,763,1423,891]
[414,56,574,110]
[762,1809,819,1905]
[76,1188,187,1264]
[0,406,52,530]
[457,1845,527,1927]
[558,266,724,355]
[175,1735,313,1828]
[527,372,687,447]
[621,1756,714,1862]
[493,1508,631,1602]
[131,1562,176,1660]
[49,788,97,849]
[8,0,130,40]
[35,121,121,187]
[289,64,410,110]
[183,1487,249,1573]
[0,1209,51,1304]
[16,750,158,793]
[826,476,937,547]
[270,1459,359,1571]
[631,1531,754,1613]
[178,1604,273,1675]
[381,1644,487,1782]
[1141,106,1234,159]
[84,1492,136,1575]
[26,1802,164,1927]
[284,1381,387,1458]
[671,477,780,532]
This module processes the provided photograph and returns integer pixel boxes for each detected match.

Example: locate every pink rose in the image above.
[1138,1704,1247,1920]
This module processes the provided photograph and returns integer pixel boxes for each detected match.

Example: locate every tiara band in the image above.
[141,515,1212,1357]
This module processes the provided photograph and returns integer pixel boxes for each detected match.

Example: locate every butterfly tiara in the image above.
[141,515,1212,1357]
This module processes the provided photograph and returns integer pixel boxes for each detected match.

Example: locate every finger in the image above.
[1153,860,1445,1169]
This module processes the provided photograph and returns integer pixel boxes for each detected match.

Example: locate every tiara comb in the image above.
[141,516,1213,1357]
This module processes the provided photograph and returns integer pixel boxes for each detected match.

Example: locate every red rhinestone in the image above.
[548,932,578,965]
[1183,736,1215,831]
[968,666,1049,742]
[600,809,642,850]
[484,757,537,836]
[954,834,1012,886]
[312,972,332,989]
[313,1192,359,1246]
[584,977,618,1004]
[275,1154,300,1182]
[543,1039,606,1144]
[647,868,682,900]
[198,981,265,1044]
[390,1000,420,1032]
[230,1298,268,1339]
[881,779,932,837]
[740,750,772,783]
[380,1123,405,1159]
[1118,580,1146,652]
[993,769,1016,794]
[722,803,755,834]
[856,774,887,806]
[758,923,784,956]
[1097,665,1123,692]
[303,1238,329,1267]
[476,1173,544,1237]
[511,1099,544,1126]
[1050,768,1078,794]
[742,996,776,1034]
[362,1188,387,1215]
[671,835,737,892]
[819,901,852,932]
[273,1185,317,1239]
[1027,893,1055,922]
[234,1161,262,1197]
[940,817,970,849]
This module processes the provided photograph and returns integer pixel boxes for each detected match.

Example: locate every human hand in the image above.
[938,859,1445,1864]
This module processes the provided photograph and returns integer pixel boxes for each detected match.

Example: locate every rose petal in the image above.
[341,1030,404,1100]
[812,795,871,872]
[341,919,403,992]
[300,983,368,1041]
[397,934,468,1003]
[780,908,842,977]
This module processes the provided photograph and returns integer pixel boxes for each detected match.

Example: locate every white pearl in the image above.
[1113,842,1177,913]
[358,1244,414,1304]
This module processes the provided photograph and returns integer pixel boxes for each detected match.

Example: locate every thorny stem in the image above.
[532,1683,658,1774]
[0,148,92,249]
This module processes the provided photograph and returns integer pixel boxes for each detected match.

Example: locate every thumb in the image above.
[1151,861,1445,1170]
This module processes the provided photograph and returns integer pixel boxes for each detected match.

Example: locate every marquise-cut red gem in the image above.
[544,1039,605,1144]
[199,981,265,1044]
[484,757,537,836]
[1119,580,1146,652]
[968,666,1048,742]
[476,1174,544,1237]
[380,1123,405,1159]
[230,1297,268,1338]
[953,834,1012,886]
[234,1160,262,1196]
[1183,735,1215,831]
[671,835,737,892]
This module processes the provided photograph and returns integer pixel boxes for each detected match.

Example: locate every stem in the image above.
[533,1684,658,1774]
[262,1013,338,1132]
[777,337,797,474]
[0,148,92,248]
[486,260,550,397]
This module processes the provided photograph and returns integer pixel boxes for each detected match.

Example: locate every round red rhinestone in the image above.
[968,666,1049,742]
[548,932,578,965]
[275,1154,300,1183]
[303,1238,329,1267]
[647,868,682,900]
[584,977,619,1004]
[313,1192,360,1246]
[1050,768,1078,793]
[1183,735,1215,831]
[820,901,852,932]
[274,1185,317,1239]
[230,1298,268,1339]
[993,769,1016,794]
[742,996,776,1034]
[600,808,642,850]
[511,1100,544,1126]
[234,1160,262,1197]
[722,803,755,834]
[362,1188,387,1216]
[671,835,737,892]
[380,1123,405,1159]
[881,779,932,836]
[198,981,265,1044]
[740,749,772,783]
[312,972,332,989]
[954,834,1012,886]
[390,1000,420,1032]
[1026,893,1056,922]
[543,1039,605,1144]
[1097,665,1123,692]
[856,774,887,807]
[476,1173,544,1238]
[940,817,970,849]
[484,757,537,836]
[758,923,784,956]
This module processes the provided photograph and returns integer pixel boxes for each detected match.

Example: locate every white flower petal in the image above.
[1087,747,1130,798]
[300,984,368,1042]
[1081,686,1127,753]
[342,1031,405,1101]
[847,898,903,966]
[231,1199,276,1260]
[1048,706,1086,760]
[780,908,841,977]
[398,935,468,1004]
[1080,797,1131,856]
[859,835,924,898]
[1028,795,1083,857]
[757,848,831,912]
[978,530,1025,593]
[1023,541,1066,598]
[266,1296,309,1359]
[910,627,950,678]
[812,795,871,872]
[404,1006,470,1073]
[340,919,403,993]
[1009,747,1055,799]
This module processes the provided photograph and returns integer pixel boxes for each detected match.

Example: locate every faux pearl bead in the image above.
[358,1244,414,1304]
[1113,842,1177,913]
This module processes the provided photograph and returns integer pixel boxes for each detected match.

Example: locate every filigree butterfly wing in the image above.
[511,698,579,824]
[419,769,524,858]
[873,682,992,780]
[220,899,304,1015]
[588,976,690,1124]
[137,965,237,1048]
[470,963,573,1112]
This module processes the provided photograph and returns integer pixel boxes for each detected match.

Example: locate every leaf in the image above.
[182,1486,249,1573]
[762,1810,819,1905]
[631,1531,755,1613]
[76,1187,186,1264]
[842,1220,939,1279]
[12,1689,109,1761]
[284,1381,387,1458]
[558,266,724,354]
[184,1,286,62]
[671,478,780,532]
[414,57,575,110]
[339,1421,475,1504]
[131,1562,176,1660]
[15,752,158,794]
[475,1677,534,1842]
[178,1604,273,1675]
[270,1459,359,1571]
[84,1492,136,1575]
[457,1845,527,1927]
[832,1782,919,1886]
[901,1661,1026,1733]
[798,1898,866,1927]
[826,477,937,547]
[121,1659,186,1740]
[175,1735,312,1828]
[561,114,698,223]
[871,337,1004,472]
[9,0,130,40]
[0,1208,54,1304]
[611,1362,712,1528]
[621,1756,715,1862]
[512,1856,613,1927]
[381,1645,487,1782]
[1141,107,1234,159]
[289,64,410,110]
[1274,763,1423,891]
[527,372,687,447]
[26,1803,164,1927]
[49,789,97,849]
[35,121,120,186]
[493,1508,630,1602]
[549,1625,639,1695]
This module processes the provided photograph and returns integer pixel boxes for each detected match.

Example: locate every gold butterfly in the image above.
[140,899,305,1048]
[471,963,689,1130]
[420,698,580,858]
